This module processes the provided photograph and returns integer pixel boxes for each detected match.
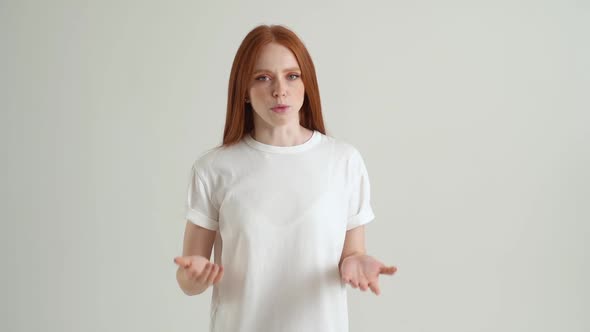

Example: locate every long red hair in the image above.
[220,24,326,147]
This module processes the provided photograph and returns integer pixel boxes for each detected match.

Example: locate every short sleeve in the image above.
[346,149,376,230]
[185,165,219,231]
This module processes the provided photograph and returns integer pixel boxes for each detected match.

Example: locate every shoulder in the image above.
[190,146,221,171]
[320,133,371,181]
[189,141,245,177]
[320,132,364,162]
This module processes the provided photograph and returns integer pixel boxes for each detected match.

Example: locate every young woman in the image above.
[174,24,397,332]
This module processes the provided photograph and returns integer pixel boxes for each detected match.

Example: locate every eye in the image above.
[288,74,300,80]
[255,75,270,81]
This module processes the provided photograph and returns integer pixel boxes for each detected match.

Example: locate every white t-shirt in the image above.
[185,129,375,332]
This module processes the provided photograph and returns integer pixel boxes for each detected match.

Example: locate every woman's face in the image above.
[247,42,305,129]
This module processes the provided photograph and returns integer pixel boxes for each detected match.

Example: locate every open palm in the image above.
[340,254,397,295]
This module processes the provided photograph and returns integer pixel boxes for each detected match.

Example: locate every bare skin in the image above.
[174,222,224,295]
[174,255,224,295]
[339,225,398,295]
[339,254,397,295]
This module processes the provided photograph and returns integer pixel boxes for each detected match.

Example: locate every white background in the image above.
[1,0,588,331]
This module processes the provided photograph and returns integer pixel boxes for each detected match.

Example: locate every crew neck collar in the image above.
[244,130,321,154]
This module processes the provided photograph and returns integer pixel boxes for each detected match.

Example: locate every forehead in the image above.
[253,42,300,71]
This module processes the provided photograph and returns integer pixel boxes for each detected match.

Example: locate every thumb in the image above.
[174,256,192,268]
[379,265,397,275]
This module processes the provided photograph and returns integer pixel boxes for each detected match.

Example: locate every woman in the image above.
[174,24,397,332]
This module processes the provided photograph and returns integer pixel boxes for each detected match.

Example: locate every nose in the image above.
[272,78,287,98]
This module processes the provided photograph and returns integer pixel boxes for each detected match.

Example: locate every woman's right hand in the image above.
[174,255,224,288]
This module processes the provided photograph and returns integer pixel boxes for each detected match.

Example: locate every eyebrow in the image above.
[253,67,301,74]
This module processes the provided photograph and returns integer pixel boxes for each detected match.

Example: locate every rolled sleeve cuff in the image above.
[346,207,375,230]
[186,208,219,231]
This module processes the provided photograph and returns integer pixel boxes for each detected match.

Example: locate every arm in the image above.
[339,225,366,270]
[339,225,397,295]
[175,221,218,296]
[182,220,216,260]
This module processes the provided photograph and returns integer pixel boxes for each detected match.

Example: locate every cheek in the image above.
[295,82,305,97]
[249,86,265,99]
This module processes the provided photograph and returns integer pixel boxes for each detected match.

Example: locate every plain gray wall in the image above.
[1,0,588,331]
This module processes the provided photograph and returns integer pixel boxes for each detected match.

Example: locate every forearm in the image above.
[339,225,368,270]
[176,267,209,296]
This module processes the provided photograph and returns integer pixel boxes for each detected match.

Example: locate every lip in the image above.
[271,104,290,112]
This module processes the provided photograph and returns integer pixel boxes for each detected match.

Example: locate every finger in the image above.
[174,257,191,268]
[341,273,351,284]
[206,265,219,284]
[213,266,224,284]
[359,280,369,291]
[197,263,212,283]
[380,266,397,275]
[350,279,358,288]
[368,280,381,295]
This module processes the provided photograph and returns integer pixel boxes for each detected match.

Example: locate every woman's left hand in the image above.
[339,254,397,295]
